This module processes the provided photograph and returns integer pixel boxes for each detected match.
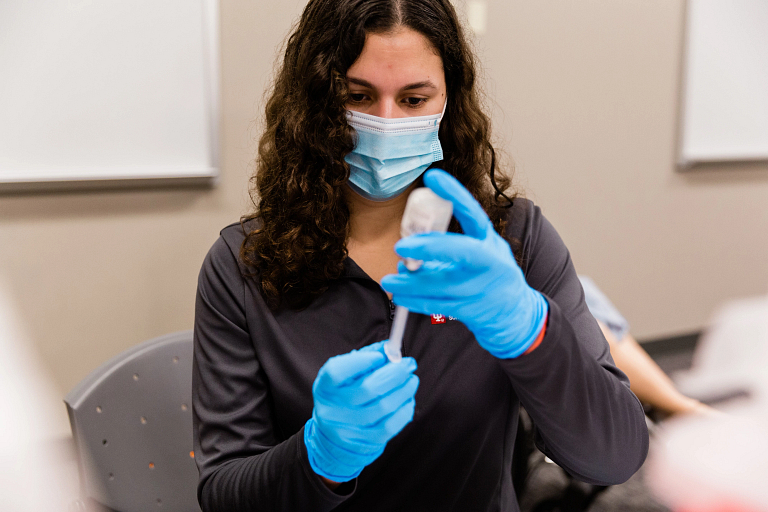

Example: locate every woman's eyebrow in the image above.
[347,77,374,88]
[347,77,438,91]
[402,81,438,91]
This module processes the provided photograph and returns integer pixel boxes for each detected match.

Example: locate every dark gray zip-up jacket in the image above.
[192,198,649,512]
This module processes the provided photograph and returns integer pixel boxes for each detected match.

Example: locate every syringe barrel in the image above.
[385,305,409,363]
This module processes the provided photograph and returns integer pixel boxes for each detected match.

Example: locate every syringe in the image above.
[384,187,453,363]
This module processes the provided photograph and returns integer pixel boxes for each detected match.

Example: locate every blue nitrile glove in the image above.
[380,169,548,359]
[304,341,419,482]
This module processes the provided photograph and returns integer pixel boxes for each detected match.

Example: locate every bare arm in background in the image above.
[597,320,714,416]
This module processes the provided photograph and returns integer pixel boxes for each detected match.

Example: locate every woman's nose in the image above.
[369,99,404,119]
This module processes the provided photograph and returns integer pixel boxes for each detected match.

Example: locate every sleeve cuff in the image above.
[522,312,548,356]
[298,424,357,502]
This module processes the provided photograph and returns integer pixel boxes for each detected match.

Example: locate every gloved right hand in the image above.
[381,169,548,359]
[304,341,419,482]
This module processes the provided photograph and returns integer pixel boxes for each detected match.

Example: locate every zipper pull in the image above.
[389,299,396,320]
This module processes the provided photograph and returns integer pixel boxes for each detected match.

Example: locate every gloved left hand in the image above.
[380,169,548,359]
[304,341,418,482]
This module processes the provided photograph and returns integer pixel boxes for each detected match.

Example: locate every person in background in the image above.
[578,276,713,417]
[191,1,649,511]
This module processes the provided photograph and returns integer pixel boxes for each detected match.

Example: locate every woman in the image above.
[192,1,648,511]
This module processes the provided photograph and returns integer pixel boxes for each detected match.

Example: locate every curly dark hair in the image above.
[242,0,517,310]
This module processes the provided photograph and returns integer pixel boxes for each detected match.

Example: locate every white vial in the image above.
[400,187,453,271]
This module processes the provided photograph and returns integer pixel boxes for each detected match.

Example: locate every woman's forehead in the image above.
[347,28,444,90]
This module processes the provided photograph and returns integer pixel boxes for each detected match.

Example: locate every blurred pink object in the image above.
[647,295,768,512]
[0,279,72,512]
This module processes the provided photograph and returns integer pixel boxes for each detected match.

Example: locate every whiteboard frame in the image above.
[0,0,220,193]
[677,0,768,169]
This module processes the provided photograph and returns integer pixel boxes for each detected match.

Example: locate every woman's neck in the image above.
[345,182,419,246]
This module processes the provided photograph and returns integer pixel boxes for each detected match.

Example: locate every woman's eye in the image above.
[404,97,427,108]
[349,93,368,103]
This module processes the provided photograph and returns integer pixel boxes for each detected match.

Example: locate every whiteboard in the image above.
[0,0,219,191]
[679,0,768,167]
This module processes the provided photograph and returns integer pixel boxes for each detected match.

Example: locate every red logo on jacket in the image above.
[431,314,446,324]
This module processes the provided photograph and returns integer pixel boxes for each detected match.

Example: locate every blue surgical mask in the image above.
[344,104,446,201]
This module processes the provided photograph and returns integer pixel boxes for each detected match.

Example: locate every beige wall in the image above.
[1,0,767,435]
[478,0,768,339]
